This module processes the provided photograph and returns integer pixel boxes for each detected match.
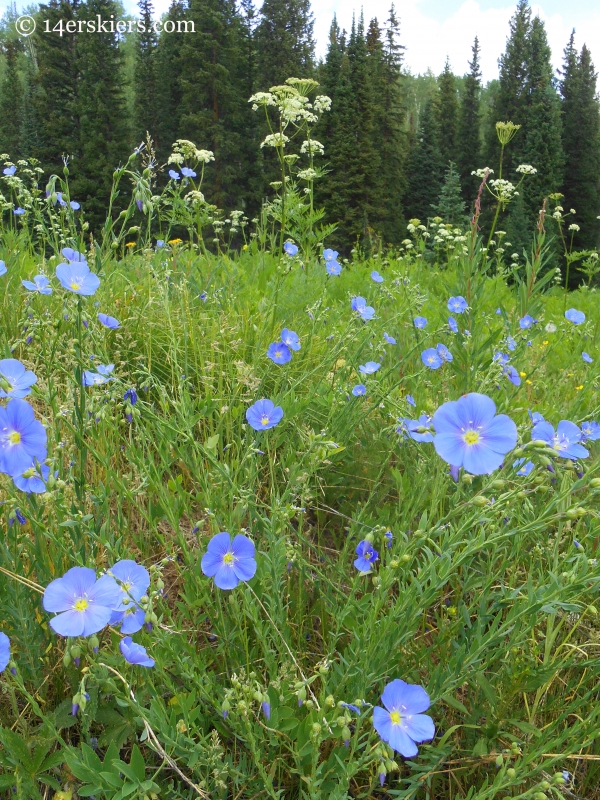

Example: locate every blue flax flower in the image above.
[432,393,517,474]
[581,421,600,441]
[3,165,16,176]
[124,388,138,405]
[565,308,585,325]
[281,328,300,351]
[22,275,52,295]
[384,333,396,345]
[284,242,298,256]
[120,636,155,667]
[531,420,589,460]
[507,336,517,351]
[504,365,521,386]
[62,248,87,264]
[108,560,150,634]
[354,540,379,572]
[422,348,442,369]
[56,262,100,296]
[494,352,510,366]
[0,261,6,276]
[513,458,534,476]
[181,167,196,178]
[98,313,121,329]
[43,567,122,637]
[529,409,544,425]
[0,633,9,672]
[519,314,534,329]
[359,361,380,375]
[14,207,25,216]
[448,296,467,313]
[582,352,593,363]
[436,343,453,362]
[407,395,416,407]
[373,679,435,758]
[371,270,384,283]
[351,297,375,320]
[168,169,180,180]
[352,384,366,396]
[267,342,292,365]
[246,399,283,431]
[398,414,434,443]
[448,316,458,333]
[0,399,47,476]
[13,462,51,494]
[0,359,37,399]
[83,364,115,386]
[201,532,257,590]
[413,316,427,329]
[326,260,342,275]
[323,248,338,262]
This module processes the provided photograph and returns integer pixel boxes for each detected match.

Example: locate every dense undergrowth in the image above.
[1,115,600,799]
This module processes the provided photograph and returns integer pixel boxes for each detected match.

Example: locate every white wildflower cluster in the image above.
[471,167,494,178]
[297,168,318,181]
[300,139,324,156]
[279,94,318,124]
[229,210,246,228]
[184,190,206,206]
[516,164,537,175]
[314,95,332,113]
[171,139,215,164]
[490,178,519,202]
[568,223,581,232]
[249,92,277,111]
[261,133,290,149]
[407,224,416,233]
[546,322,557,333]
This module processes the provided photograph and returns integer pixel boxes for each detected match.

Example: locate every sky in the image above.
[312,0,600,81]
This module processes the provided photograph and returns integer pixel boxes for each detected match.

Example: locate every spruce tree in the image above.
[32,0,79,175]
[560,34,600,251]
[255,0,315,88]
[436,58,458,168]
[71,0,131,227]
[457,37,482,201]
[404,97,443,222]
[134,0,159,144]
[520,16,563,221]
[434,162,466,225]
[0,37,23,159]
[19,47,41,159]
[178,0,258,211]
[485,0,531,172]
[154,0,186,163]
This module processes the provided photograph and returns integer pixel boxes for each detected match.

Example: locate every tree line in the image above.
[0,0,598,253]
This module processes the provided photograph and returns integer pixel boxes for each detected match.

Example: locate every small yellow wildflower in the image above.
[168,238,183,245]
[576,385,584,391]
[243,244,248,250]
[519,371,527,378]
[525,379,532,385]
[125,242,135,248]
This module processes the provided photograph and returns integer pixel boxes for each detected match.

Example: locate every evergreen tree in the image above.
[178,0,259,211]
[404,97,443,222]
[32,0,79,175]
[457,36,482,201]
[434,162,466,225]
[19,47,41,158]
[0,38,23,159]
[436,57,458,168]
[255,0,315,88]
[485,0,531,172]
[560,34,600,251]
[134,0,159,144]
[520,16,563,221]
[71,0,131,227]
[154,0,187,163]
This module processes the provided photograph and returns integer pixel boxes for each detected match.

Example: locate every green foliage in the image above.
[404,97,444,222]
[457,36,482,201]
[255,0,315,89]
[435,162,467,225]
[436,57,459,168]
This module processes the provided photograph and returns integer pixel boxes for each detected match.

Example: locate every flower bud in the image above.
[507,768,516,779]
[341,726,351,742]
[471,495,489,507]
[589,478,600,488]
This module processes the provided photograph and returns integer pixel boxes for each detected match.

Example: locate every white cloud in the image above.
[314,0,600,81]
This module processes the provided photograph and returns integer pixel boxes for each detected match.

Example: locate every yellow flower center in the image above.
[8,431,20,444]
[427,357,435,363]
[261,415,269,426]
[390,711,402,725]
[275,350,281,358]
[74,598,89,612]
[223,552,234,565]
[463,430,480,445]
[123,582,132,591]
[23,468,36,478]
[70,282,80,290]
